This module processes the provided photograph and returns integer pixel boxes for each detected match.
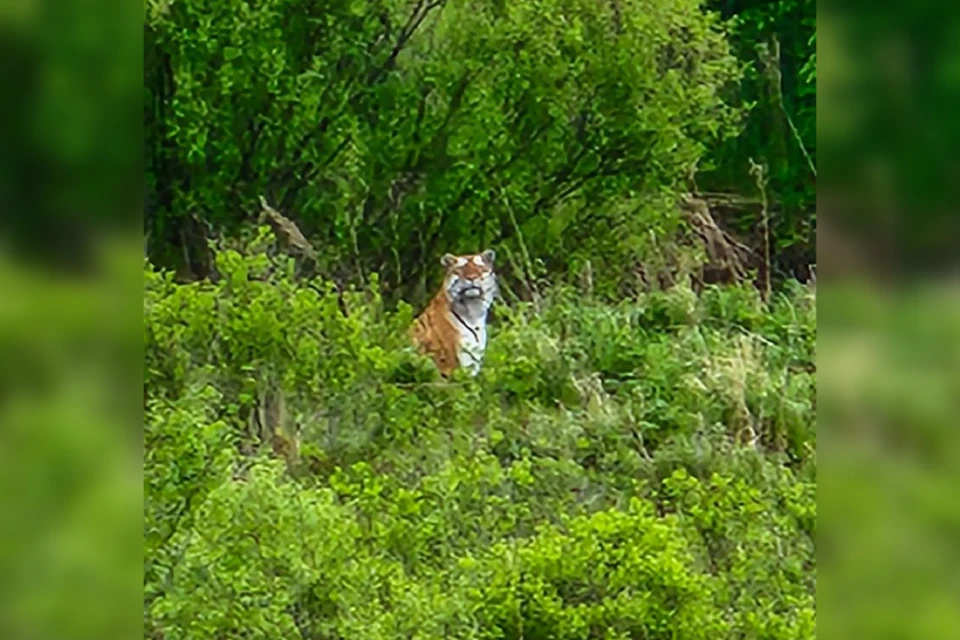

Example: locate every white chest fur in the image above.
[447,306,489,377]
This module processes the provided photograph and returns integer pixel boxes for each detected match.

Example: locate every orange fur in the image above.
[410,289,460,376]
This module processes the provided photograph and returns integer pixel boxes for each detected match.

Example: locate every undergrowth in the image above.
[144,229,815,639]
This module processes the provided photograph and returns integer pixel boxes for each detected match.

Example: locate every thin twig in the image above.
[748,158,771,303]
[391,382,460,389]
[761,36,816,178]
[493,180,541,310]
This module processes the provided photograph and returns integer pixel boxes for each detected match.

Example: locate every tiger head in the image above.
[440,249,497,308]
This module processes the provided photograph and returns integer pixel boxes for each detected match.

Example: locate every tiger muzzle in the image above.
[459,282,484,299]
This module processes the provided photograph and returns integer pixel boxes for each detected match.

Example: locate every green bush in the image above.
[144,238,814,638]
[474,502,727,639]
[145,0,743,297]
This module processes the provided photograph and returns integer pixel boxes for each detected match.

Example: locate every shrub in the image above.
[145,0,743,298]
[144,237,815,638]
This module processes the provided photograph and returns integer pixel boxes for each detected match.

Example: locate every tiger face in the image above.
[440,249,497,306]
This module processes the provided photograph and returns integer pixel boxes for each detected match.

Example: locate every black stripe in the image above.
[450,308,479,342]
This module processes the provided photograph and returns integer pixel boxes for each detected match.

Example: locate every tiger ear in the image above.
[440,253,457,268]
[481,249,496,265]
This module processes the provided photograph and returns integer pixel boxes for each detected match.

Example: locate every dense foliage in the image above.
[144,0,816,634]
[144,0,814,296]
[144,234,815,638]
[701,0,816,261]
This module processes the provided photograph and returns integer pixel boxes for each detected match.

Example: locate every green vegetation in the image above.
[144,0,815,636]
[145,0,815,294]
[144,235,815,638]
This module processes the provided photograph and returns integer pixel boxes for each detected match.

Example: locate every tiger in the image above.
[410,249,498,377]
